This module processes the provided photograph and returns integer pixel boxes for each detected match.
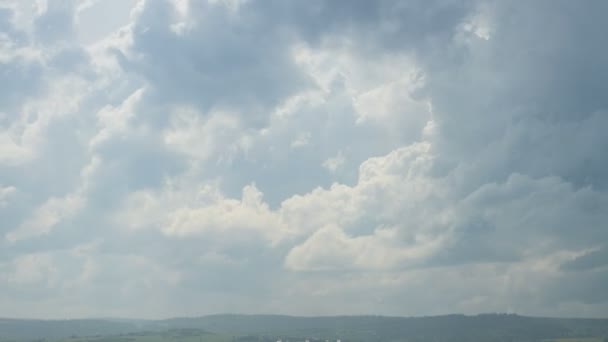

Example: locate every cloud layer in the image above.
[1,0,607,319]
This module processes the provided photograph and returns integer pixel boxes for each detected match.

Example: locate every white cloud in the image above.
[0,132,33,165]
[0,184,16,207]
[322,151,345,173]
[163,107,247,162]
[116,180,293,246]
[90,87,145,149]
[5,193,85,243]
[164,184,292,245]
[74,0,137,44]
[281,142,441,235]
[7,252,58,286]
[4,154,99,243]
[285,224,443,271]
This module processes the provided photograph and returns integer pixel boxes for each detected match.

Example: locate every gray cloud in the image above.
[118,0,311,128]
[561,248,608,273]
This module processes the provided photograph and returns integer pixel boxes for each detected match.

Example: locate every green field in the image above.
[62,330,233,342]
[545,338,605,342]
[2,315,607,342]
[65,334,608,342]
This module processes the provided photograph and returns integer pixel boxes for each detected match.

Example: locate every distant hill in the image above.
[1,314,607,342]
[0,319,143,340]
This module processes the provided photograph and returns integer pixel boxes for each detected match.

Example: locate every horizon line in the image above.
[1,312,607,322]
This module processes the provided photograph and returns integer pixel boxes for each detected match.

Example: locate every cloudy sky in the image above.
[1,0,608,319]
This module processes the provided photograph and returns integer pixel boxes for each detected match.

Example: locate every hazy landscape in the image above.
[1,315,608,342]
[1,1,608,341]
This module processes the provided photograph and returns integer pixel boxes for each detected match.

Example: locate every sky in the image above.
[0,0,608,319]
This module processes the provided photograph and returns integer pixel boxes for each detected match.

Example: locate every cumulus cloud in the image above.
[115,180,291,245]
[5,193,85,243]
[0,185,16,207]
[0,0,607,319]
[322,151,345,173]
[285,224,443,271]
